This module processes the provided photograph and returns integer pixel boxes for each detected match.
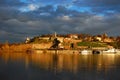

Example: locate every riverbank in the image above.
[0,43,120,54]
[0,44,32,53]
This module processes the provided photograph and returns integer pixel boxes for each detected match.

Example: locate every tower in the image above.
[55,32,57,38]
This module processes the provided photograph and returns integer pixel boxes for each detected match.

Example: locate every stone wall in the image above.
[32,43,52,49]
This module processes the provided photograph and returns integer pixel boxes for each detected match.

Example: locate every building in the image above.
[25,37,30,43]
[68,34,78,39]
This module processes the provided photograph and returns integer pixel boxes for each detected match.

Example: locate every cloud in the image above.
[57,15,71,21]
[72,0,120,14]
[19,4,40,12]
[73,0,120,6]
[1,12,120,42]
[29,4,38,10]
[0,0,120,43]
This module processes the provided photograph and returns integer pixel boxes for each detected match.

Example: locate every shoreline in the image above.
[0,43,120,54]
[1,49,120,55]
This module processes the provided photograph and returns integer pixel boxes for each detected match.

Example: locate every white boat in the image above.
[80,50,90,55]
[103,48,117,53]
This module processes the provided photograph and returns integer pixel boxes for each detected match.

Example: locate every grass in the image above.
[30,39,52,44]
[77,42,108,47]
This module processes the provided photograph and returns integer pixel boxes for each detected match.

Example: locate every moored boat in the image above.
[92,50,100,54]
[80,50,91,55]
[103,48,117,53]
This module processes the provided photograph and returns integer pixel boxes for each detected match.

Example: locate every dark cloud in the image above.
[0,0,26,7]
[73,0,120,6]
[73,0,120,14]
[0,0,120,43]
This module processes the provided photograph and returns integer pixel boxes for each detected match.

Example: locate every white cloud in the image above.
[28,4,38,11]
[62,16,71,20]
[58,15,71,21]
[40,12,51,16]
[19,4,39,12]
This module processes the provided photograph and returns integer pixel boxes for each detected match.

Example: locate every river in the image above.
[0,52,120,80]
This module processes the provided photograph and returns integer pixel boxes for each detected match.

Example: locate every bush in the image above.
[77,42,107,47]
[108,42,120,49]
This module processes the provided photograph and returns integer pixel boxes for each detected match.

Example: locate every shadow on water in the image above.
[0,52,120,80]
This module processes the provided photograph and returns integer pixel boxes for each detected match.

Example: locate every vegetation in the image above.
[0,43,32,53]
[28,37,52,44]
[30,39,51,44]
[108,42,120,49]
[77,42,107,47]
[1,33,120,53]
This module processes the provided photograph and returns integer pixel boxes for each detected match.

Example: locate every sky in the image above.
[0,0,120,43]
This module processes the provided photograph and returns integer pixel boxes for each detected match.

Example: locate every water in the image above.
[0,52,120,80]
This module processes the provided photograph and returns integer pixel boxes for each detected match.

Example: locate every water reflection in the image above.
[1,53,120,74]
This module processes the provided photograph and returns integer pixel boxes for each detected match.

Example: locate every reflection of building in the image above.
[31,53,116,73]
[1,53,117,74]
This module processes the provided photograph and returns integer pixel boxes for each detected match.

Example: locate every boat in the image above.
[92,50,100,54]
[103,48,117,53]
[80,50,90,55]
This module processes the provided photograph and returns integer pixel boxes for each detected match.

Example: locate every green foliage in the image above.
[30,38,52,44]
[108,42,120,49]
[77,42,107,47]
